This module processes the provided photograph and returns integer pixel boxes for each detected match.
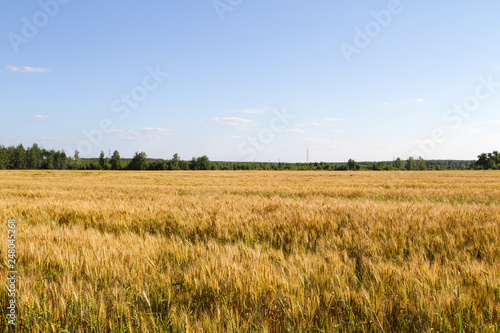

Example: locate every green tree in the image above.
[110,150,122,170]
[0,145,7,169]
[492,151,500,164]
[42,149,55,169]
[189,157,197,170]
[12,144,26,169]
[372,161,389,171]
[347,159,360,171]
[476,153,489,169]
[196,155,211,170]
[394,157,403,170]
[26,143,43,169]
[417,156,427,171]
[68,149,81,169]
[178,160,189,170]
[406,156,416,171]
[487,151,499,169]
[171,153,180,170]
[150,160,166,170]
[99,151,107,170]
[52,150,67,170]
[128,151,148,170]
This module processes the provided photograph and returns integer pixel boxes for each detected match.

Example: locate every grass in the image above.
[0,170,499,332]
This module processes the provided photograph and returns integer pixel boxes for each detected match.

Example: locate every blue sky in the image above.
[1,0,500,162]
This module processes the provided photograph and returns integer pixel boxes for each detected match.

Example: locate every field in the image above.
[1,170,499,332]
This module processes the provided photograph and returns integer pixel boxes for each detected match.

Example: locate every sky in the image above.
[1,0,500,162]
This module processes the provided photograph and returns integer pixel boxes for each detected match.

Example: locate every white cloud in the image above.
[300,120,347,127]
[291,137,342,145]
[7,65,51,73]
[138,127,172,134]
[366,143,395,149]
[211,117,256,130]
[30,115,54,121]
[109,127,173,141]
[285,128,305,134]
[38,137,59,141]
[207,135,243,143]
[298,119,348,132]
[226,108,268,114]
[474,120,500,126]
[322,117,347,122]
[380,98,425,106]
[300,122,323,127]
[461,129,481,134]
[442,120,500,134]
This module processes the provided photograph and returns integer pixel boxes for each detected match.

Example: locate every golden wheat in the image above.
[0,170,499,332]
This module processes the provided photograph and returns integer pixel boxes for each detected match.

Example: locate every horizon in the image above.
[0,140,482,164]
[2,1,500,162]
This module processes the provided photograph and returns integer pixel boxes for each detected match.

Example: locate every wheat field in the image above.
[0,170,499,332]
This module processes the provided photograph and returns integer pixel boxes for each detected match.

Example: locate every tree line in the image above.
[475,151,500,170]
[0,143,497,171]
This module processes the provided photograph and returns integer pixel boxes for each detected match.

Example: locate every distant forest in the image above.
[0,143,499,171]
